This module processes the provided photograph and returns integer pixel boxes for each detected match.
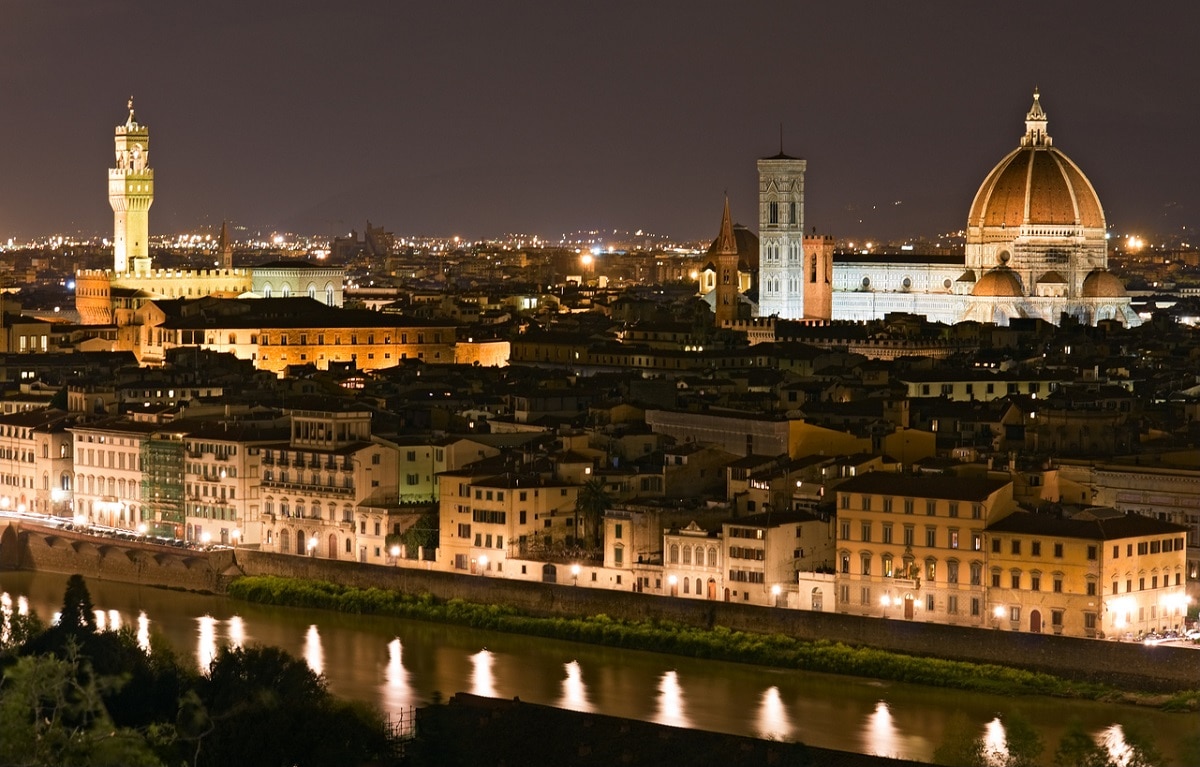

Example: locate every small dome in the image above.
[1038,271,1067,284]
[1081,270,1127,298]
[973,267,1024,297]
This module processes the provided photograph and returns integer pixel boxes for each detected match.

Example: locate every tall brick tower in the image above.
[712,196,740,326]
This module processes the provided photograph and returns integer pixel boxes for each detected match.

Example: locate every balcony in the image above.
[259,478,354,497]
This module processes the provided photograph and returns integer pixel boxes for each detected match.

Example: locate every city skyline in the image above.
[1,2,1198,244]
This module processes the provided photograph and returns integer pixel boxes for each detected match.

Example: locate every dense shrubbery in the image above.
[227,576,1117,701]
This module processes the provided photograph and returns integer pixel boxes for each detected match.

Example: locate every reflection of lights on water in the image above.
[655,670,690,728]
[304,625,323,676]
[757,686,791,741]
[383,638,412,713]
[471,649,496,698]
[136,611,151,652]
[983,717,1008,767]
[107,609,121,632]
[561,660,592,712]
[865,700,898,757]
[0,592,10,643]
[197,615,218,673]
[1099,724,1135,767]
[94,609,107,631]
[227,616,246,649]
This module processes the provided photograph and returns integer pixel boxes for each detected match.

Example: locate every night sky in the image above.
[2,1,1198,244]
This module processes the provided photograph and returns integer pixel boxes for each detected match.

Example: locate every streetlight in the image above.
[231,528,241,548]
[668,574,678,597]
[571,563,581,586]
[390,544,401,565]
[478,554,489,574]
[771,584,782,607]
[307,536,318,557]
[199,531,212,549]
[993,604,1006,629]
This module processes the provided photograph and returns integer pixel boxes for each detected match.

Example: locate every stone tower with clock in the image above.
[109,98,154,275]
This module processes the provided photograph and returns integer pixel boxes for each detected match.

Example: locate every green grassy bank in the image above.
[226,575,1200,710]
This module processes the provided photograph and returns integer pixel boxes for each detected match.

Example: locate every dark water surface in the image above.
[0,571,1188,764]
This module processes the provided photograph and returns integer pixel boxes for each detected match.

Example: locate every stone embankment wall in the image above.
[1,521,238,593]
[6,521,1197,692]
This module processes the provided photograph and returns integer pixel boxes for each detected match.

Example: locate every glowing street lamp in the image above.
[390,544,401,565]
[771,583,782,607]
[231,528,241,547]
[478,554,489,574]
[307,536,318,556]
[667,574,678,597]
[571,563,581,586]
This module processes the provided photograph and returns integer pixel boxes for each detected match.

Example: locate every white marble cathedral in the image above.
[753,91,1139,327]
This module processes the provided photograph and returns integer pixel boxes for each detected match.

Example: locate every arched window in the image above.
[925,558,937,581]
[682,546,692,565]
[280,528,291,553]
[325,283,334,305]
[308,284,317,299]
[263,283,272,298]
[669,544,679,564]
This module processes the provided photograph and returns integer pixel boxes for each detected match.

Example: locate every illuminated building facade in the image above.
[831,92,1139,327]
[76,101,342,327]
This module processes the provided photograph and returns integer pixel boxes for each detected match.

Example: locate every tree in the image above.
[932,711,986,766]
[192,645,389,767]
[59,573,97,634]
[997,711,1044,767]
[1054,719,1113,767]
[1115,721,1162,767]
[574,476,612,549]
[0,644,163,767]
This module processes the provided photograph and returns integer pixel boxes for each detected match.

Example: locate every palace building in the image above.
[75,100,345,327]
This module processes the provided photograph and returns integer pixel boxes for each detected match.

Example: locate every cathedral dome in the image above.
[967,91,1104,231]
[972,267,1024,297]
[1080,269,1127,298]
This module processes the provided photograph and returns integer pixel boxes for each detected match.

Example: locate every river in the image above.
[0,571,1190,764]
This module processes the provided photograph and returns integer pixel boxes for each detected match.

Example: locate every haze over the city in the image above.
[1,1,1197,244]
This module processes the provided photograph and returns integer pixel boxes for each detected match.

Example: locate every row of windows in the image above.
[728,569,765,584]
[264,499,354,522]
[261,331,442,346]
[1111,574,1184,593]
[728,546,765,561]
[840,520,982,550]
[841,495,983,519]
[992,538,1094,560]
[472,509,506,525]
[667,544,720,567]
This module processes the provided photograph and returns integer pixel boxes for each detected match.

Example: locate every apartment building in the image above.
[987,508,1188,638]
[437,466,579,575]
[258,408,398,564]
[834,473,1016,626]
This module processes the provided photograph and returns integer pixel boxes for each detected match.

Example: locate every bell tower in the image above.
[109,97,154,275]
[756,149,806,319]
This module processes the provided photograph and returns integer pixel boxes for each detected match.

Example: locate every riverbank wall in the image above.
[0,520,239,593]
[5,519,1198,693]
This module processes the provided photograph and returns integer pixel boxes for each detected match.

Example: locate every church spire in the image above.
[1021,88,1051,147]
[715,194,737,254]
